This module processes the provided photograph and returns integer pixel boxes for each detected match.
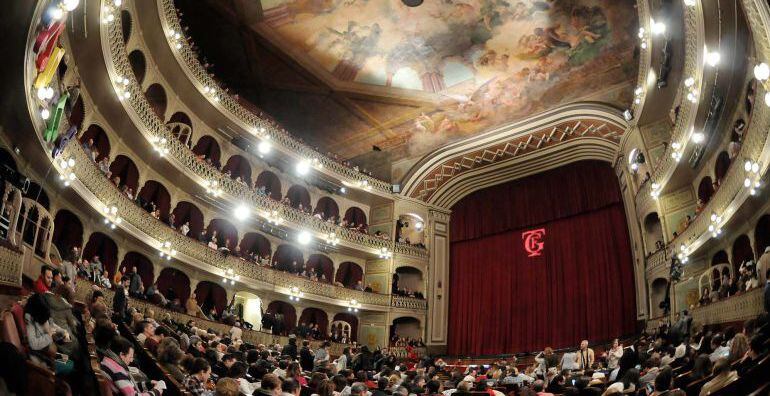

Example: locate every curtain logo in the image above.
[522,228,546,257]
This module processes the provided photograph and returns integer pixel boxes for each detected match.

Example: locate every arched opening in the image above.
[156,267,190,306]
[52,210,83,258]
[109,155,140,192]
[332,313,358,342]
[266,301,296,334]
[305,254,333,282]
[120,10,132,44]
[239,232,271,260]
[128,50,146,84]
[206,219,238,251]
[649,278,669,318]
[82,232,118,276]
[137,180,171,221]
[167,112,192,146]
[145,84,167,120]
[286,185,311,210]
[697,176,715,204]
[272,244,304,273]
[755,214,770,257]
[234,291,262,329]
[390,317,421,343]
[335,261,363,288]
[68,96,84,132]
[255,170,282,200]
[714,151,731,184]
[394,266,424,296]
[396,214,425,245]
[313,197,339,220]
[299,308,329,338]
[171,201,204,237]
[118,252,155,290]
[23,182,50,211]
[79,124,111,161]
[222,155,252,186]
[344,207,367,227]
[194,281,227,314]
[192,135,221,168]
[711,250,729,266]
[643,212,664,254]
[732,234,754,272]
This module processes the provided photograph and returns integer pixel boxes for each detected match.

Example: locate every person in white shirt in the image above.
[561,352,578,371]
[606,339,624,370]
[229,323,242,341]
[180,222,190,236]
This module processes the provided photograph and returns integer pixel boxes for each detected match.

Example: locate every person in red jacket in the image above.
[33,265,53,294]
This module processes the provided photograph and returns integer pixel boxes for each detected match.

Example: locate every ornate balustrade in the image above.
[64,142,401,308]
[0,242,23,289]
[73,281,350,356]
[645,249,668,277]
[99,12,427,259]
[154,0,392,196]
[391,295,428,310]
[690,287,763,326]
[636,1,704,202]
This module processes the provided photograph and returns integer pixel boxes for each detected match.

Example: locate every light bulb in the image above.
[257,140,272,154]
[297,231,312,245]
[691,131,705,143]
[754,63,770,81]
[62,0,80,11]
[296,160,310,175]
[234,204,251,221]
[705,51,721,67]
[41,108,50,120]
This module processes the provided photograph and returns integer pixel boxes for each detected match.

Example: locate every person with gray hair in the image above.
[393,385,409,396]
[351,382,369,396]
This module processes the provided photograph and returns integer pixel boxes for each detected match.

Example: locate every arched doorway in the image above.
[643,212,664,254]
[171,201,204,237]
[714,151,731,183]
[239,232,271,260]
[234,291,262,329]
[732,235,754,272]
[335,261,363,288]
[118,252,155,289]
[299,308,329,338]
[128,50,146,84]
[306,254,333,282]
[138,180,171,220]
[394,266,424,296]
[192,136,221,168]
[109,155,140,192]
[711,250,729,266]
[167,112,193,146]
[120,10,132,43]
[255,171,282,200]
[390,317,421,342]
[649,278,669,318]
[156,267,191,306]
[344,207,367,227]
[23,182,50,211]
[223,155,252,186]
[68,96,84,132]
[145,84,167,120]
[272,244,304,273]
[82,232,118,276]
[52,210,83,258]
[332,312,358,342]
[286,185,311,210]
[206,218,238,250]
[755,214,770,257]
[195,281,227,314]
[697,177,715,204]
[266,301,296,334]
[79,124,111,161]
[314,197,339,220]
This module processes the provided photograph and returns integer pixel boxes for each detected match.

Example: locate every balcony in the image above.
[153,0,392,196]
[391,295,428,310]
[690,287,763,326]
[645,249,669,278]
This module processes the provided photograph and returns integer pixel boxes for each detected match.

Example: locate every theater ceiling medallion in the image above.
[404,116,626,202]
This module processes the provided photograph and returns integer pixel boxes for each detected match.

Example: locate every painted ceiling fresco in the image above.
[256,0,638,161]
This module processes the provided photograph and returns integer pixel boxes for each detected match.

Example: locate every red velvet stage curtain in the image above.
[448,161,636,356]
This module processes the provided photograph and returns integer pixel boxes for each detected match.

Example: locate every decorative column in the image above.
[426,209,450,354]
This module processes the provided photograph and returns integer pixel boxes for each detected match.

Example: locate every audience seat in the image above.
[0,310,57,395]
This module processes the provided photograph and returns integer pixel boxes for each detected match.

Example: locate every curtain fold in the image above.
[448,161,636,356]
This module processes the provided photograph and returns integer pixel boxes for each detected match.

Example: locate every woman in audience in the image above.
[184,357,214,396]
[100,336,163,395]
[24,292,75,374]
[728,333,749,363]
[157,338,186,383]
[227,361,257,395]
[286,361,307,386]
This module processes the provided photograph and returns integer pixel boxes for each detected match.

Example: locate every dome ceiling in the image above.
[177,0,638,180]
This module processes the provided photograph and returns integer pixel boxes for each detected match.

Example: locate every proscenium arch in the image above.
[398,104,627,207]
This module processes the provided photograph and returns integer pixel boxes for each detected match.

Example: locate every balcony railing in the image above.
[155,0,392,196]
[0,241,23,289]
[391,295,428,310]
[690,287,763,326]
[99,14,427,259]
[64,142,400,307]
[645,249,668,276]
